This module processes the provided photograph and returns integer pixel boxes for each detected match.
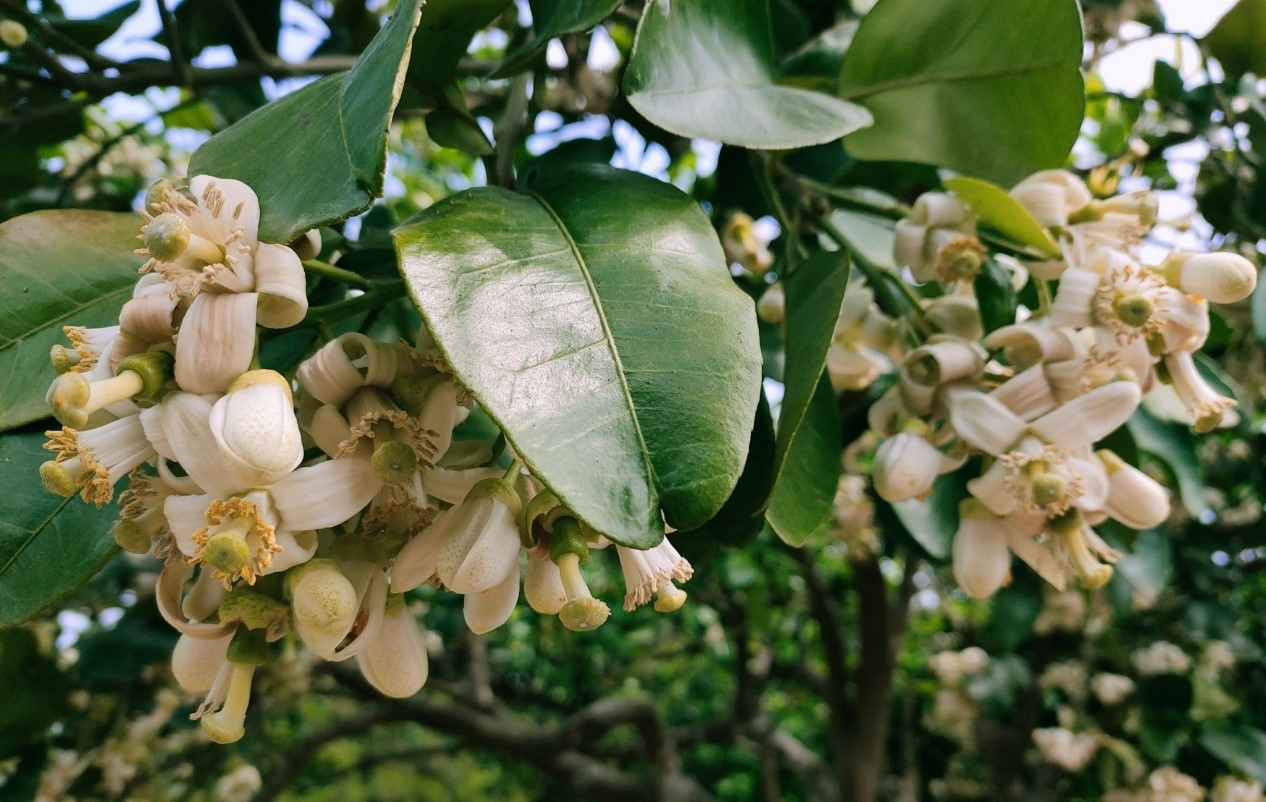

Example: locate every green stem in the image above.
[302,260,372,291]
[306,280,404,322]
[750,152,807,267]
[816,214,932,339]
[502,460,522,485]
[1034,277,1054,315]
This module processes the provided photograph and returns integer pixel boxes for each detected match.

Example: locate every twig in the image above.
[154,0,193,87]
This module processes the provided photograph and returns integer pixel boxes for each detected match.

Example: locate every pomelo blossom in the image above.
[1091,673,1135,706]
[1212,777,1265,802]
[1032,727,1098,772]
[893,192,977,282]
[1132,641,1192,675]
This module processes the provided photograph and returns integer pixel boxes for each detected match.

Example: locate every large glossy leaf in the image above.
[495,0,623,77]
[394,164,762,547]
[767,378,840,546]
[0,431,120,628]
[623,0,872,149]
[840,0,1085,184]
[1200,724,1266,784]
[0,211,140,432]
[1205,0,1266,77]
[943,176,1061,257]
[768,252,849,545]
[188,0,423,243]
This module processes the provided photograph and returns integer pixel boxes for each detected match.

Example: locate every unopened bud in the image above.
[1158,251,1258,304]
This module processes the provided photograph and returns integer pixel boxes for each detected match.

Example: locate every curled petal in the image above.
[156,563,234,639]
[118,292,180,343]
[358,609,429,697]
[175,292,257,394]
[421,466,501,506]
[172,632,233,692]
[254,243,308,328]
[297,333,403,407]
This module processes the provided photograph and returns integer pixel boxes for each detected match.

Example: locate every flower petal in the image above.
[464,564,520,635]
[164,492,213,557]
[254,243,308,328]
[269,458,383,531]
[1031,381,1140,447]
[209,383,304,487]
[175,292,258,394]
[949,391,1025,455]
[190,175,259,247]
[952,511,1011,599]
[967,460,1019,516]
[161,392,240,497]
[357,609,429,697]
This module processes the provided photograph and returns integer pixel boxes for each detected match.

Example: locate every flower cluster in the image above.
[41,175,694,745]
[773,168,1258,597]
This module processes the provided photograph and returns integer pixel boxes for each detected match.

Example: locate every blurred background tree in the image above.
[2,1,1266,801]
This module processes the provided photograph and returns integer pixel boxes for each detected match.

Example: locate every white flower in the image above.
[756,283,785,324]
[1039,661,1088,702]
[1132,641,1192,675]
[1162,350,1236,433]
[1032,727,1098,772]
[1148,767,1206,802]
[894,192,977,282]
[161,390,382,586]
[616,537,693,612]
[1091,673,1135,706]
[1033,590,1085,634]
[40,414,156,505]
[434,479,522,595]
[874,431,956,502]
[826,283,897,391]
[357,601,430,697]
[1199,641,1236,679]
[1212,776,1264,802]
[464,564,521,635]
[215,765,263,802]
[525,555,568,615]
[171,631,233,693]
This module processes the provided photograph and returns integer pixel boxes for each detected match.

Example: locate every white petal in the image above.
[161,392,240,498]
[190,175,259,247]
[952,512,1011,599]
[175,292,257,394]
[438,499,522,594]
[254,243,308,328]
[164,492,213,557]
[464,564,520,635]
[1048,267,1099,329]
[873,433,941,502]
[267,529,318,574]
[949,392,1025,455]
[391,514,450,592]
[1031,381,1140,447]
[967,461,1019,516]
[327,569,388,662]
[269,458,383,531]
[172,632,233,693]
[1068,456,1109,512]
[525,557,567,614]
[1003,526,1067,591]
[357,610,430,698]
[420,466,501,506]
[1104,460,1170,529]
[209,383,304,487]
[156,563,234,638]
[291,562,360,658]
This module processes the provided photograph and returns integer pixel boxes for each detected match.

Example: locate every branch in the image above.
[155,0,193,87]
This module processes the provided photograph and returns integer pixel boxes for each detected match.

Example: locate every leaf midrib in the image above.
[841,58,1071,101]
[526,190,658,497]
[0,283,134,353]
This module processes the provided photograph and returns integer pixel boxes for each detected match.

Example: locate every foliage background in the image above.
[2,0,1266,800]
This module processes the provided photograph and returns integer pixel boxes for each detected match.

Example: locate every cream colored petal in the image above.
[1031,381,1140,447]
[1068,456,1109,512]
[464,564,520,635]
[1104,460,1170,529]
[161,392,240,498]
[1048,267,1099,329]
[175,292,257,394]
[949,392,1025,455]
[190,175,259,247]
[172,632,233,692]
[525,556,567,614]
[308,403,358,458]
[873,433,941,502]
[267,529,318,574]
[327,569,387,662]
[156,563,235,638]
[893,219,928,275]
[164,492,213,557]
[952,512,1011,599]
[421,466,502,506]
[254,243,308,328]
[391,512,452,592]
[967,461,1019,516]
[1002,526,1067,591]
[269,458,383,531]
[118,292,180,343]
[357,610,429,698]
[438,500,522,595]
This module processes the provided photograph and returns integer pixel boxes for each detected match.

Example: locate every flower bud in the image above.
[952,501,1012,599]
[209,373,304,487]
[525,556,567,615]
[873,432,942,502]
[288,559,359,656]
[756,284,785,324]
[436,478,522,595]
[357,604,430,698]
[1009,170,1091,227]
[1158,251,1258,304]
[1098,449,1170,530]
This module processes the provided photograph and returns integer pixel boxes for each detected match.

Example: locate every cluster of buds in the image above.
[762,169,1257,598]
[41,175,694,745]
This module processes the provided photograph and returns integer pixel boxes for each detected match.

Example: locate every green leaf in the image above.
[826,209,896,271]
[1192,676,1240,722]
[974,255,1018,334]
[1250,267,1266,346]
[0,629,68,757]
[0,211,141,432]
[767,377,841,546]
[1128,409,1208,518]
[1205,0,1266,78]
[47,0,140,49]
[1200,723,1266,784]
[1113,527,1173,605]
[767,252,849,546]
[0,431,120,628]
[942,176,1061,257]
[394,164,762,547]
[678,393,776,550]
[840,0,1085,184]
[495,0,623,77]
[623,0,872,149]
[406,0,511,97]
[188,0,423,243]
